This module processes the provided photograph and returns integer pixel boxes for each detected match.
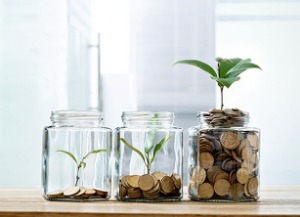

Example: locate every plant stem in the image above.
[220,86,224,110]
[147,165,150,174]
[75,165,81,186]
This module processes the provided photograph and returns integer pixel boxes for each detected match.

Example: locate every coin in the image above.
[127,188,142,199]
[247,132,259,150]
[138,174,157,191]
[198,183,214,199]
[47,190,64,198]
[84,188,96,195]
[200,152,214,169]
[74,187,86,197]
[190,166,206,184]
[247,177,258,196]
[171,173,182,190]
[127,175,140,188]
[160,176,175,194]
[214,179,230,197]
[63,186,80,197]
[94,189,108,198]
[229,183,244,200]
[236,167,250,184]
[220,132,240,150]
[119,185,127,198]
[152,171,167,180]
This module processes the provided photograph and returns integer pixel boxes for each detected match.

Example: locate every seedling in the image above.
[57,149,107,186]
[174,57,261,110]
[120,134,172,174]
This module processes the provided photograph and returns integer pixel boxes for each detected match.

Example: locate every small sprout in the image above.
[57,148,107,186]
[174,57,261,110]
[120,134,172,174]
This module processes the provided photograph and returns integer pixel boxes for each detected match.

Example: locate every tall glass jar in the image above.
[115,111,183,202]
[42,110,112,201]
[188,108,260,202]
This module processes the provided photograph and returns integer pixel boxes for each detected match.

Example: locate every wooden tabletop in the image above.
[0,186,299,217]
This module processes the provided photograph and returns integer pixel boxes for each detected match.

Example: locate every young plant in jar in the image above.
[47,149,108,200]
[119,133,182,200]
[175,57,262,202]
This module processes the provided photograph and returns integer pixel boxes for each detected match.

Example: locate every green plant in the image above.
[57,149,107,186]
[174,57,261,110]
[120,134,172,174]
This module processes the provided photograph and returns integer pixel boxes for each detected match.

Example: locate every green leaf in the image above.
[174,60,217,77]
[150,135,172,163]
[144,130,155,154]
[217,58,242,78]
[211,76,241,88]
[56,149,78,164]
[83,149,107,160]
[81,162,87,169]
[120,138,146,164]
[226,61,261,78]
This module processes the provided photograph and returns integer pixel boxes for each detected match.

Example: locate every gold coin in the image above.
[152,171,167,180]
[74,187,86,197]
[63,186,80,197]
[47,190,64,198]
[84,188,96,195]
[171,173,182,190]
[198,183,214,199]
[127,175,140,188]
[127,188,142,199]
[94,189,108,198]
[190,166,206,184]
[144,182,160,194]
[214,179,230,197]
[236,167,250,184]
[247,132,259,150]
[160,176,175,194]
[247,177,259,196]
[199,152,214,169]
[138,174,156,191]
[121,175,130,188]
[220,132,240,150]
[119,185,127,198]
[244,181,251,197]
[229,183,244,200]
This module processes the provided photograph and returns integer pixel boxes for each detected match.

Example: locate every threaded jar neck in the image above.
[122,111,174,128]
[198,108,249,128]
[51,110,103,127]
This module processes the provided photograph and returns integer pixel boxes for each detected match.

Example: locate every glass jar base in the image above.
[189,195,258,202]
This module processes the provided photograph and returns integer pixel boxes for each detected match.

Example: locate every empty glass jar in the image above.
[188,108,260,202]
[115,111,183,202]
[42,110,112,201]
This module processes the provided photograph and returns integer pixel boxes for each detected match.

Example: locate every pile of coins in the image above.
[46,186,108,200]
[189,124,259,201]
[201,108,248,127]
[119,172,182,201]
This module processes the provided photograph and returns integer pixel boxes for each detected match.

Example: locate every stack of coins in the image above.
[202,108,247,127]
[119,172,182,201]
[189,123,259,201]
[46,186,108,200]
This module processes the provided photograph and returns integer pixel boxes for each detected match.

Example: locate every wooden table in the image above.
[0,186,299,217]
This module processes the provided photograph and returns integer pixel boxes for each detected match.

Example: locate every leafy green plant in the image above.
[174,57,261,110]
[120,134,172,174]
[57,149,107,186]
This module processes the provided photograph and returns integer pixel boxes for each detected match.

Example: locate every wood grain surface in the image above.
[0,186,299,217]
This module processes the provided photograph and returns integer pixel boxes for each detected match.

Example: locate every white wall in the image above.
[216,0,300,185]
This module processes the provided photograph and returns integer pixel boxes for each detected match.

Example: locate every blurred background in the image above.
[0,0,299,187]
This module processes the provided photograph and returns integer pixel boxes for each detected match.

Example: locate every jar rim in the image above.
[122,111,174,122]
[51,110,103,122]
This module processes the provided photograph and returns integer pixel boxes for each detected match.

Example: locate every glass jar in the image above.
[42,110,112,201]
[115,111,183,202]
[188,108,260,202]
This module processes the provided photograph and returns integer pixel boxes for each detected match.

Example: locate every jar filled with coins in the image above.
[42,110,112,201]
[115,111,183,202]
[188,108,260,202]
